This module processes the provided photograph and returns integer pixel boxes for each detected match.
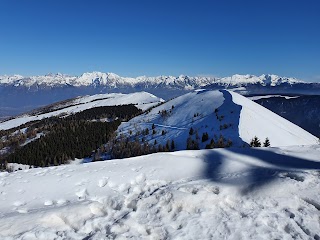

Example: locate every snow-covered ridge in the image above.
[0,72,305,89]
[118,89,318,148]
[0,92,164,130]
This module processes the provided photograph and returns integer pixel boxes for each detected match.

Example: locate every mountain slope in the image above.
[0,92,163,130]
[118,90,318,149]
[250,95,320,138]
[230,91,318,146]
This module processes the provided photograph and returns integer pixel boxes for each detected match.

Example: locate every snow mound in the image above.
[118,89,318,149]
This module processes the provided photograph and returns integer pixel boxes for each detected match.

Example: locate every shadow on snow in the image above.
[202,147,320,195]
[202,91,320,194]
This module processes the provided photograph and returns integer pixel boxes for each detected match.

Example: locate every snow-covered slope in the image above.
[0,92,163,130]
[118,90,318,148]
[0,72,305,89]
[0,145,320,239]
[230,92,316,146]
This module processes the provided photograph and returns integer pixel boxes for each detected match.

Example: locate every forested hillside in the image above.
[0,105,142,169]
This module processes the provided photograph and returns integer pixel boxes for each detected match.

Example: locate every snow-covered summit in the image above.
[118,89,318,149]
[0,72,305,89]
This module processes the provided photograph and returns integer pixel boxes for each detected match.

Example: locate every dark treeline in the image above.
[108,135,175,159]
[1,104,142,168]
[69,105,142,121]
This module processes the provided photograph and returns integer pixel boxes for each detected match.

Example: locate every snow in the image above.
[248,95,300,100]
[0,92,163,130]
[20,132,44,147]
[118,90,318,149]
[0,145,320,239]
[6,163,32,172]
[0,72,305,89]
[229,91,317,146]
[219,74,303,86]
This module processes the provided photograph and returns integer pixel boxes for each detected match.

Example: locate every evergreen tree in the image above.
[171,140,175,150]
[250,136,261,147]
[263,138,270,147]
[202,132,209,142]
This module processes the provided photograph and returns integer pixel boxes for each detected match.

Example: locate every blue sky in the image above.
[0,0,319,81]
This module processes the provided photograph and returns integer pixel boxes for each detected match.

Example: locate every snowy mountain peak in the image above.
[118,89,318,149]
[0,72,306,89]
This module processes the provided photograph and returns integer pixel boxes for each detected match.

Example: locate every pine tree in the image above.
[189,127,194,135]
[202,132,209,142]
[263,138,270,147]
[171,140,175,150]
[250,136,261,147]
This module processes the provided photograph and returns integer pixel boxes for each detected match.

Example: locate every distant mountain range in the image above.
[0,72,310,89]
[1,72,319,121]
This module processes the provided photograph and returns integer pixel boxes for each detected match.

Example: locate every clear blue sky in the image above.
[0,0,319,81]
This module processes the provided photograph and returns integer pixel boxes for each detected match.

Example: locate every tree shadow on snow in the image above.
[202,147,320,195]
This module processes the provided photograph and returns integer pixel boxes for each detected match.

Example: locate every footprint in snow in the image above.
[98,178,109,188]
[75,188,88,200]
[135,174,146,185]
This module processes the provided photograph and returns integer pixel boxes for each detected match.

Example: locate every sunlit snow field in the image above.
[0,145,320,239]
